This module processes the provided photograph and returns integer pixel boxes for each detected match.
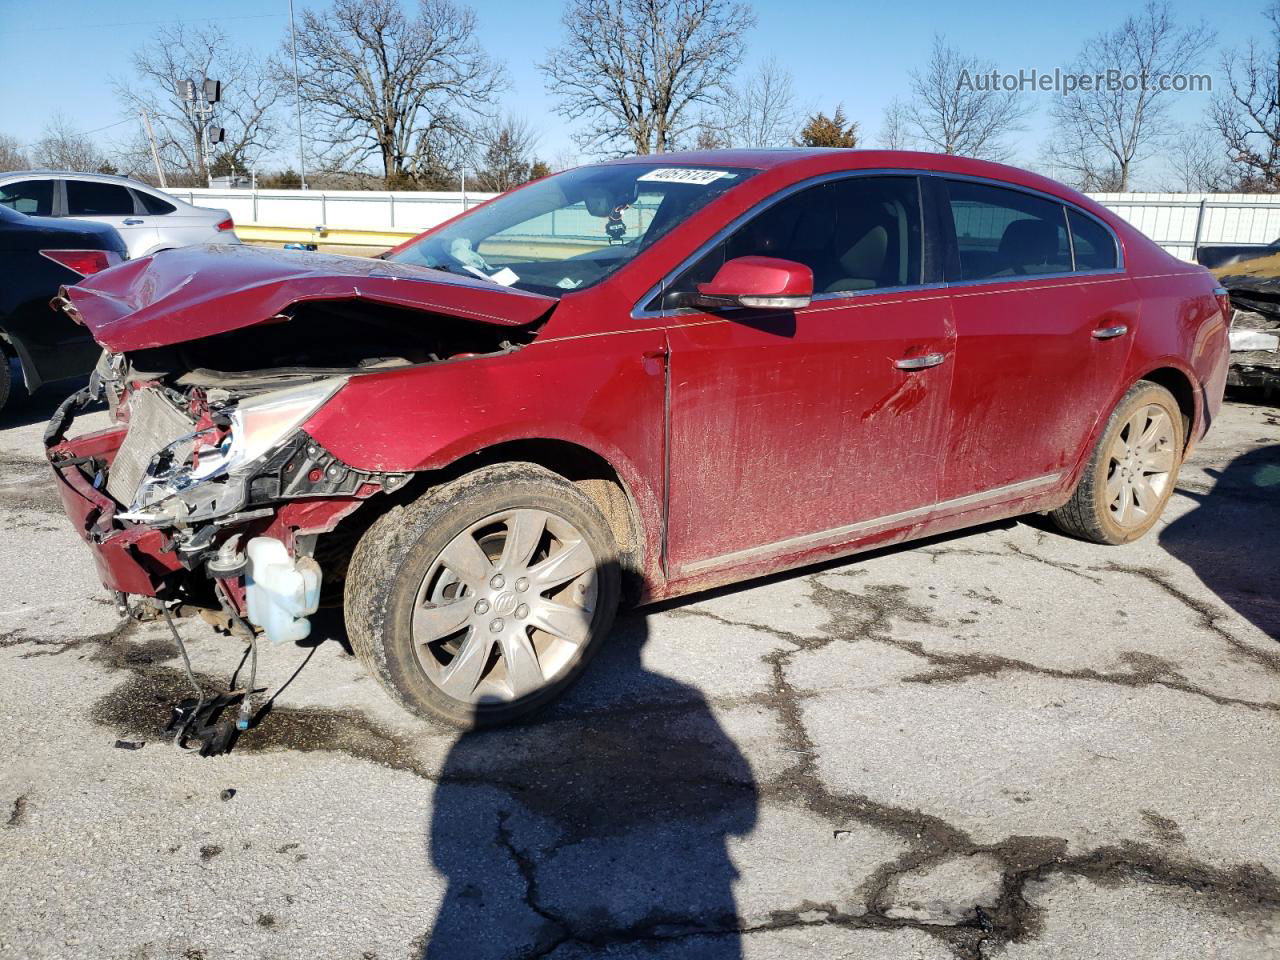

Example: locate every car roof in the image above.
[597,148,1102,219]
[0,169,170,193]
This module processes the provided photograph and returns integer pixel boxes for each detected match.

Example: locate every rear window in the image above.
[1067,209,1119,270]
[0,180,53,216]
[66,180,136,216]
[135,190,176,215]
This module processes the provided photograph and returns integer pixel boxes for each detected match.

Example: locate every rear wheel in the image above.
[1051,381,1184,544]
[344,462,621,727]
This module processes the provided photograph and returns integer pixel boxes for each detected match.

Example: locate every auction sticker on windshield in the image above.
[636,168,736,185]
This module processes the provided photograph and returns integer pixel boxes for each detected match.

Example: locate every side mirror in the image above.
[695,256,813,310]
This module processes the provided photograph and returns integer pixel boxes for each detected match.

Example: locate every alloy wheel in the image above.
[1104,403,1177,530]
[410,509,599,703]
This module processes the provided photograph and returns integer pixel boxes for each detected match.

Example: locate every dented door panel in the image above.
[663,291,957,575]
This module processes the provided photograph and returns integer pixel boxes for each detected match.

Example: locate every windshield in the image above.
[386,163,757,295]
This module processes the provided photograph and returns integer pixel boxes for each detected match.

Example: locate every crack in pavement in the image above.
[659,573,1280,955]
[5,794,27,828]
[1003,541,1106,583]
[22,542,1280,958]
[674,577,1280,714]
[1102,562,1280,676]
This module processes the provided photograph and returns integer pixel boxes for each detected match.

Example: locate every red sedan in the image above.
[47,150,1230,727]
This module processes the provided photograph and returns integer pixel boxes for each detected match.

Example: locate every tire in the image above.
[1051,381,1185,544]
[344,462,621,728]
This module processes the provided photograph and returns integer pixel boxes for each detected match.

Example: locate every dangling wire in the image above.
[162,604,205,751]
[215,580,258,732]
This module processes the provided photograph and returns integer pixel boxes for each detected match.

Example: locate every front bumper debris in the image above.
[47,417,182,596]
[43,390,371,611]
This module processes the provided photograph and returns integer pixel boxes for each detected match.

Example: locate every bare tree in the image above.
[1162,127,1232,192]
[1050,1,1211,191]
[731,58,800,148]
[0,134,30,171]
[472,115,540,191]
[286,0,503,184]
[540,0,755,156]
[1038,123,1126,191]
[878,98,915,150]
[691,118,732,149]
[904,35,1028,160]
[116,24,281,183]
[32,116,110,173]
[550,148,581,172]
[1213,1,1280,191]
[694,61,802,149]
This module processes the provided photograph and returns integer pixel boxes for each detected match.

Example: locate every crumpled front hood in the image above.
[60,244,559,352]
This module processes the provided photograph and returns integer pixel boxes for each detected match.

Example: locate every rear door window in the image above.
[66,180,136,216]
[0,179,53,216]
[944,180,1072,281]
[1067,209,1119,270]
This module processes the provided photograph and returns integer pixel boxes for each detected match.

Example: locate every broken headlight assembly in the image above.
[120,378,348,524]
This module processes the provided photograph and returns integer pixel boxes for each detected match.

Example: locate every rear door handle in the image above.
[895,352,947,370]
[1091,324,1128,340]
[123,218,143,225]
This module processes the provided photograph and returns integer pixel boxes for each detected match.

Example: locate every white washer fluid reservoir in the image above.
[244,537,322,645]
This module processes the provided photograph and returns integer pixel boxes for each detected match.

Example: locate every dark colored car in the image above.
[0,203,126,412]
[45,150,1230,728]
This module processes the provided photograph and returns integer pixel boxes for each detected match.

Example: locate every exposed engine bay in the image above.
[44,296,543,642]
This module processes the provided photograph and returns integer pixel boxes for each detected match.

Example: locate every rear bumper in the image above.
[47,424,183,596]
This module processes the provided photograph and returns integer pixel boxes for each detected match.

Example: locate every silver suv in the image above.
[0,171,240,259]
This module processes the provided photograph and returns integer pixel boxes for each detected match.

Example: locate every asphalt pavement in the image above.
[1,385,1278,959]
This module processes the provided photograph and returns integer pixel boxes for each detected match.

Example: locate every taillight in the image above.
[1213,286,1233,326]
[215,217,235,232]
[39,249,122,276]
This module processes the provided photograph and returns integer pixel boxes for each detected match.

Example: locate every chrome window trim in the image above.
[940,267,1128,290]
[934,172,1126,284]
[632,167,1128,320]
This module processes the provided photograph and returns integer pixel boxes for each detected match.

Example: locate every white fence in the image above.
[174,187,496,234]
[176,187,1280,261]
[1090,192,1280,260]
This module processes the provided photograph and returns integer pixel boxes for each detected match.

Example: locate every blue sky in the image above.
[0,0,1264,187]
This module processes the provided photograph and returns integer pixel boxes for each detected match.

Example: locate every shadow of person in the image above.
[1160,443,1280,639]
[423,606,758,959]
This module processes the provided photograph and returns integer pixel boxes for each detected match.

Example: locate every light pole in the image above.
[288,0,308,190]
[179,77,224,187]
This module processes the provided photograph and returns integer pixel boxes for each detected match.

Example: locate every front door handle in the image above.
[1091,324,1128,340]
[122,218,143,225]
[895,352,947,370]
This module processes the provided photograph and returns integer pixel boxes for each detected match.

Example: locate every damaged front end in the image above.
[45,355,410,643]
[44,244,556,645]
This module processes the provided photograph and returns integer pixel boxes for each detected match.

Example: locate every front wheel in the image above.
[1051,381,1185,544]
[344,462,621,727]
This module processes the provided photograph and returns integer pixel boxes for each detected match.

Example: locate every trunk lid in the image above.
[59,244,559,352]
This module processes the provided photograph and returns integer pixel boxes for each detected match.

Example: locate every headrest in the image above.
[998,218,1057,266]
